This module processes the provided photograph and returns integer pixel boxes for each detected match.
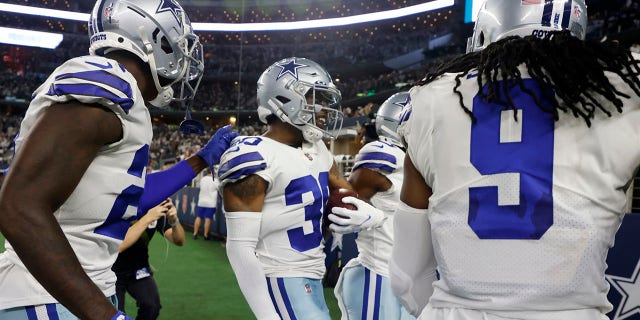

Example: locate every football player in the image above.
[391,0,640,319]
[218,57,384,320]
[331,92,417,320]
[0,1,236,319]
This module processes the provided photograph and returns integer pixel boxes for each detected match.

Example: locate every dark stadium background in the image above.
[0,0,638,319]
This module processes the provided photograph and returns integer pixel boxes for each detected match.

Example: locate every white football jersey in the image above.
[0,55,152,309]
[403,55,640,318]
[198,175,219,208]
[218,136,334,279]
[351,140,405,277]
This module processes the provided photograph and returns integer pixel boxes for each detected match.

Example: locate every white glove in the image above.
[328,196,386,234]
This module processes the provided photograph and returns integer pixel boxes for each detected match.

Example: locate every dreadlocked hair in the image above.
[415,31,640,126]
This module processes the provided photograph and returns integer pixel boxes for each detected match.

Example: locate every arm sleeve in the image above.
[138,160,196,214]
[390,201,438,317]
[225,211,280,320]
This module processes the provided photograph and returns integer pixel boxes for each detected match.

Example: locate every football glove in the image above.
[328,196,386,234]
[196,125,238,169]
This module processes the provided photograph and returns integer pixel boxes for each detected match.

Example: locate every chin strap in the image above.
[148,87,174,108]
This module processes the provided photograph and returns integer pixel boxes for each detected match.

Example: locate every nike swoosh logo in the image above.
[372,144,384,149]
[358,216,371,226]
[85,61,113,69]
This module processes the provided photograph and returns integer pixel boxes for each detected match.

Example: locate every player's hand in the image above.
[111,310,133,320]
[197,125,239,168]
[328,196,386,234]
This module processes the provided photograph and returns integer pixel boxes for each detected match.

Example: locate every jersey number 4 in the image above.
[94,145,149,240]
[469,80,555,240]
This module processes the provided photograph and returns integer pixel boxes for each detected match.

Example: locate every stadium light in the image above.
[0,0,455,31]
[0,27,63,49]
[0,3,88,21]
[193,0,456,31]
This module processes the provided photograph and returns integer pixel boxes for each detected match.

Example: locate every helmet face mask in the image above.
[257,57,343,142]
[467,0,588,53]
[88,0,204,107]
[376,92,410,147]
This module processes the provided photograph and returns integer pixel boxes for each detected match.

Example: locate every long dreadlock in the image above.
[414,31,640,126]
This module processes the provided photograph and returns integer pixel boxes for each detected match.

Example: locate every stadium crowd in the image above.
[0,27,463,112]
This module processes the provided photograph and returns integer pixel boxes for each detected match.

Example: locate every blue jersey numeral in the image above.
[285,172,329,252]
[468,80,554,239]
[94,145,149,240]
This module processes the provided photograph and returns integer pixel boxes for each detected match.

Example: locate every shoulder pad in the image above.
[43,56,136,114]
[352,141,398,174]
[218,136,267,183]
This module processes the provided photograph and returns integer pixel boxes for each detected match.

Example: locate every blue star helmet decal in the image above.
[275,60,309,81]
[157,0,183,27]
[394,94,411,109]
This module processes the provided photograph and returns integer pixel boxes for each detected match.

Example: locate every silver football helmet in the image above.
[467,0,588,53]
[257,57,343,142]
[376,92,410,148]
[88,0,204,108]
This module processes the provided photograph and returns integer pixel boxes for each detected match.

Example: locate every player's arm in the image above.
[328,161,352,191]
[398,154,430,209]
[348,167,391,202]
[223,175,266,212]
[389,154,437,317]
[223,175,280,320]
[0,102,123,320]
[138,126,237,213]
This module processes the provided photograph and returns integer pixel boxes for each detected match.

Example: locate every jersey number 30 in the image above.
[469,80,554,240]
[286,172,329,252]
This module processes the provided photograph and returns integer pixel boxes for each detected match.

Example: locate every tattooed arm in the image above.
[223,175,268,212]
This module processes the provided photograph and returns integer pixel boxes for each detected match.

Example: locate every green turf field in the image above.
[0,232,342,319]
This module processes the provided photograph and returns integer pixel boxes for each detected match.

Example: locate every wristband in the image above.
[111,311,133,320]
[168,219,178,227]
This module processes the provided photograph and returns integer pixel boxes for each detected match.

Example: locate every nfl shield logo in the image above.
[573,5,582,18]
[105,3,113,18]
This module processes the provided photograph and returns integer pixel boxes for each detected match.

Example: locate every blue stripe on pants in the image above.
[25,306,37,320]
[267,277,331,320]
[373,274,382,320]
[278,278,297,320]
[267,278,283,318]
[46,304,59,320]
[362,268,370,319]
